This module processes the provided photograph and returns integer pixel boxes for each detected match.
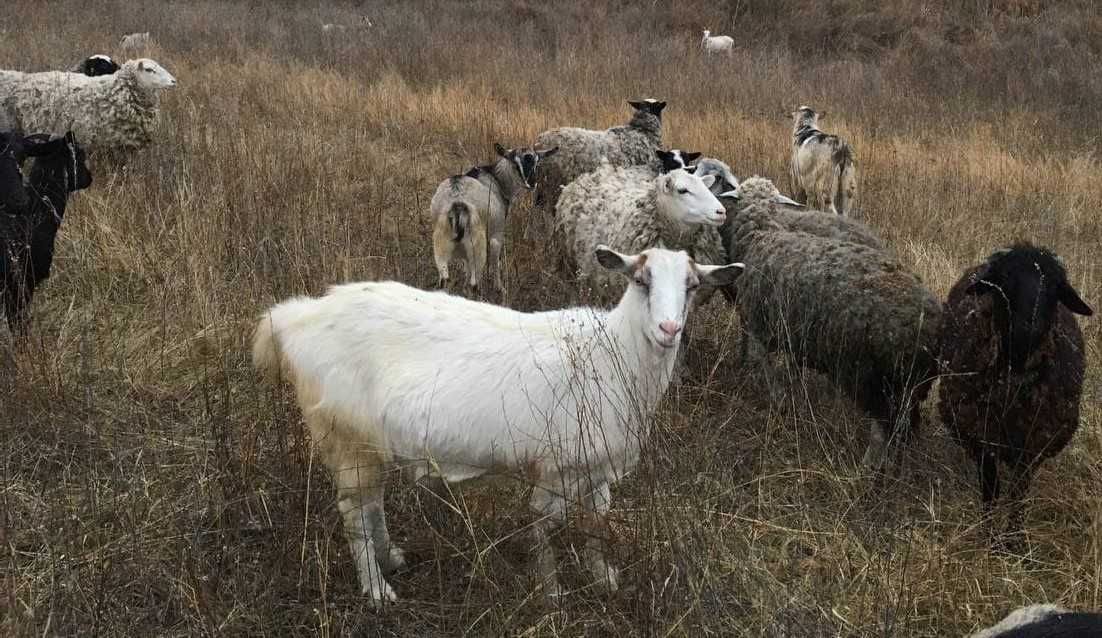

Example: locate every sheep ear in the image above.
[1059,283,1093,316]
[594,245,634,274]
[494,142,511,158]
[628,100,645,111]
[683,151,702,163]
[699,263,745,287]
[657,174,672,193]
[699,174,716,188]
[655,149,671,160]
[138,60,145,71]
[773,193,803,207]
[537,146,558,158]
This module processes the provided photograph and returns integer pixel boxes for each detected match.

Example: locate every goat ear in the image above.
[699,263,744,287]
[699,174,716,189]
[594,245,634,273]
[537,146,558,158]
[1059,283,1093,316]
[683,151,702,163]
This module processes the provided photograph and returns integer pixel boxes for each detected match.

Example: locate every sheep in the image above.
[971,604,1102,637]
[790,105,858,216]
[533,99,666,213]
[656,149,701,173]
[690,157,740,196]
[70,54,119,77]
[429,143,558,294]
[0,58,177,155]
[252,246,744,605]
[1,131,92,333]
[700,30,734,56]
[938,243,1093,539]
[119,32,152,53]
[555,163,728,301]
[722,176,941,469]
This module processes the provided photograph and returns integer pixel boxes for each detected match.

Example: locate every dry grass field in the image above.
[1,1,1100,635]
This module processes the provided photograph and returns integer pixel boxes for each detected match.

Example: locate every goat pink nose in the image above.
[659,321,681,337]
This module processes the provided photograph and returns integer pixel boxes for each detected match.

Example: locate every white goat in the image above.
[700,30,734,56]
[252,247,744,605]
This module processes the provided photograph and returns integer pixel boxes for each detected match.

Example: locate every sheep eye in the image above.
[676,188,689,195]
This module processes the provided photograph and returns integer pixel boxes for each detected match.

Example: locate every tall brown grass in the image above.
[1,1,1099,635]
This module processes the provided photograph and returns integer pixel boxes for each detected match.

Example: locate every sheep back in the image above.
[737,231,941,412]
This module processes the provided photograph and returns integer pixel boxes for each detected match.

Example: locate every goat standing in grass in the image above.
[790,105,858,216]
[252,246,743,605]
[430,143,557,295]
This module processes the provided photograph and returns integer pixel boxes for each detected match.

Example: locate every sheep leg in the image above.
[489,236,506,295]
[1003,462,1035,538]
[972,446,1001,515]
[580,481,619,592]
[326,446,398,605]
[529,487,567,599]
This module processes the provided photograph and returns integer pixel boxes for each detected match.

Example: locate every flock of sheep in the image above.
[0,29,1096,637]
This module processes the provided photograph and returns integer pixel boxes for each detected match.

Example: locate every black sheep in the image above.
[1,131,92,333]
[939,243,1093,538]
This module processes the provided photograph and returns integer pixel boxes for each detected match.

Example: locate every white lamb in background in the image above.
[252,246,744,605]
[701,29,734,56]
[0,58,177,155]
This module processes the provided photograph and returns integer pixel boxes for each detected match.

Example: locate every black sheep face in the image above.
[967,243,1093,367]
[23,131,93,193]
[628,99,667,119]
[79,54,119,76]
[655,149,701,173]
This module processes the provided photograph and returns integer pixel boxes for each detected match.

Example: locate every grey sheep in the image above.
[534,99,666,213]
[0,58,177,155]
[938,243,1092,539]
[724,176,942,469]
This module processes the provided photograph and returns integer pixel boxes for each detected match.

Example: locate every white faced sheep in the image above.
[252,246,744,605]
[70,54,119,77]
[1,131,92,333]
[534,99,666,213]
[970,604,1102,637]
[555,163,728,302]
[938,243,1092,541]
[722,176,941,470]
[700,29,734,56]
[429,143,558,294]
[0,58,177,156]
[790,106,858,216]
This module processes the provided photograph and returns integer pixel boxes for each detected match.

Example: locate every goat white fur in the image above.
[701,30,734,55]
[0,58,177,154]
[252,247,743,604]
[556,163,728,299]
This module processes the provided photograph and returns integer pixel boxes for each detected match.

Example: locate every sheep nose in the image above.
[659,321,682,337]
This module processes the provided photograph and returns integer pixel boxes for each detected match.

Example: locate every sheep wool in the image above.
[726,176,941,465]
[0,58,177,155]
[534,99,665,212]
[557,163,726,300]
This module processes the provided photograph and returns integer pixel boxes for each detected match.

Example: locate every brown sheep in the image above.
[938,243,1093,540]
